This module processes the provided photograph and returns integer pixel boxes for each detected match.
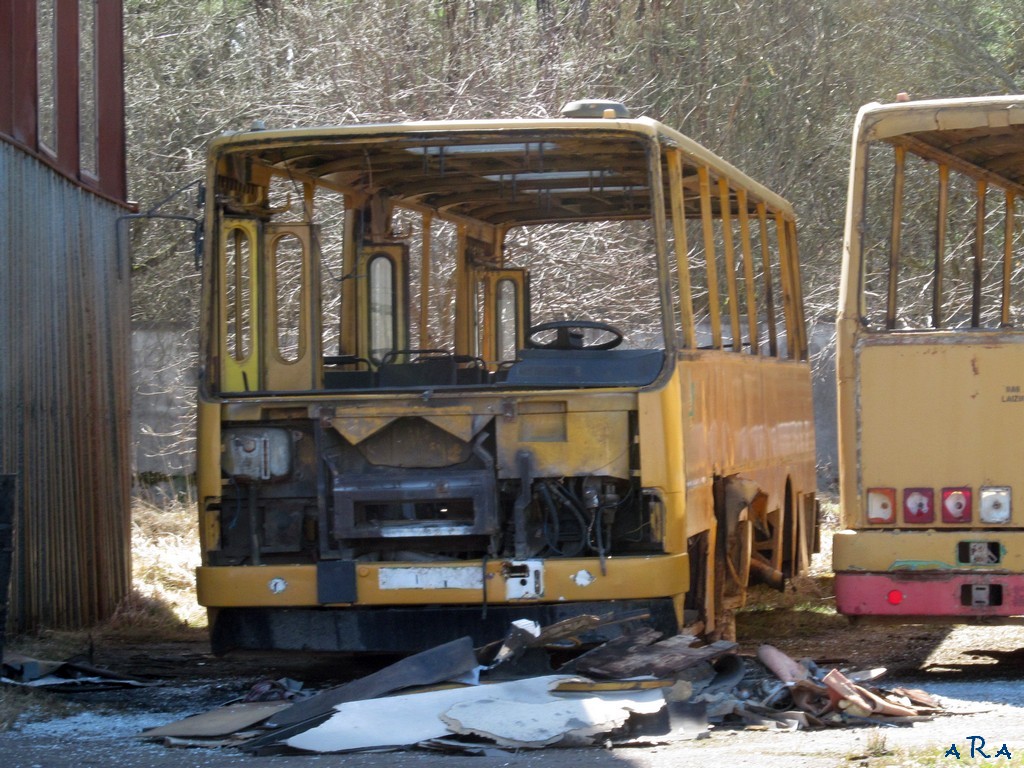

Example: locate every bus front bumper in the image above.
[196,553,688,608]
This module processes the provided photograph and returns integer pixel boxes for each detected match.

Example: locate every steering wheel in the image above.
[526,320,624,351]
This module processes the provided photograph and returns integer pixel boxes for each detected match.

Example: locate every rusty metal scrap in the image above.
[692,643,943,729]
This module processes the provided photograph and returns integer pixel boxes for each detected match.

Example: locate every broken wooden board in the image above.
[140,702,291,739]
[480,609,654,670]
[553,678,670,693]
[577,636,737,679]
[557,627,662,674]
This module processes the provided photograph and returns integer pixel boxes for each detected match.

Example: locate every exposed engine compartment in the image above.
[208,408,663,568]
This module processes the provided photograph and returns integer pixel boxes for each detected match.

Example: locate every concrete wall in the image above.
[809,322,839,493]
[131,324,197,503]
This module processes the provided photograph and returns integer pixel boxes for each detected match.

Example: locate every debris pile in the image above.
[27,615,937,755]
[1,652,155,692]
[694,643,943,732]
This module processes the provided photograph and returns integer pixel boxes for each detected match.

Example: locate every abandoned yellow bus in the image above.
[195,100,817,653]
[835,95,1024,621]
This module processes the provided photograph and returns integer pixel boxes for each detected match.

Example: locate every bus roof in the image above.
[857,95,1024,191]
[208,116,794,228]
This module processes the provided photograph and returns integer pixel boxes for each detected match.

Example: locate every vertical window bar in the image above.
[758,203,778,356]
[698,166,722,348]
[718,177,742,351]
[933,164,949,329]
[776,213,799,359]
[667,150,696,348]
[787,218,809,360]
[886,146,906,331]
[1003,191,1014,327]
[737,190,760,355]
[647,142,675,350]
[972,180,987,328]
[420,212,433,347]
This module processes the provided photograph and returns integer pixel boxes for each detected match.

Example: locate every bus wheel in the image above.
[751,505,786,590]
[711,476,757,641]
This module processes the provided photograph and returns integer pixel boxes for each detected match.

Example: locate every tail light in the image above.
[866,488,896,523]
[867,486,1010,525]
[979,487,1012,524]
[903,488,934,523]
[941,487,971,523]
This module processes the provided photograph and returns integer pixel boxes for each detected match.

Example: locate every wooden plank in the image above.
[559,627,662,674]
[578,637,737,679]
[141,702,290,739]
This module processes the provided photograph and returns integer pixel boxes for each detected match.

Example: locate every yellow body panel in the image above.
[834,529,1024,572]
[850,337,1024,528]
[680,350,816,536]
[494,400,632,479]
[197,553,689,607]
[860,340,1024,491]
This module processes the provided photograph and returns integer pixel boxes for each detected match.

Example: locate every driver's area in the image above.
[319,214,669,392]
[499,319,665,387]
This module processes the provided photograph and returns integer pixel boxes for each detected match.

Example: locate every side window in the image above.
[665,149,799,358]
[475,268,527,366]
[272,232,306,363]
[225,225,253,361]
[219,218,260,392]
[496,278,519,362]
[355,243,408,364]
[368,253,396,362]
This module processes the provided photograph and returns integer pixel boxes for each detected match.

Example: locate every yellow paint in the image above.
[196,117,817,641]
[679,350,816,526]
[494,397,633,479]
[196,553,689,607]
[195,402,222,553]
[854,341,1024,526]
[263,224,317,391]
[834,529,1024,571]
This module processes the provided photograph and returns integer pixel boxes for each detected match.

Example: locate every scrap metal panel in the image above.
[0,143,131,631]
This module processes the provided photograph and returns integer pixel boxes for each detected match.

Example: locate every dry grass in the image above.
[122,498,206,631]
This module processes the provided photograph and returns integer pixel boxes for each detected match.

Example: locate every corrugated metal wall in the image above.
[0,142,131,631]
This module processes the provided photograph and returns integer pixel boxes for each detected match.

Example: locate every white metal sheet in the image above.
[378,566,484,590]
